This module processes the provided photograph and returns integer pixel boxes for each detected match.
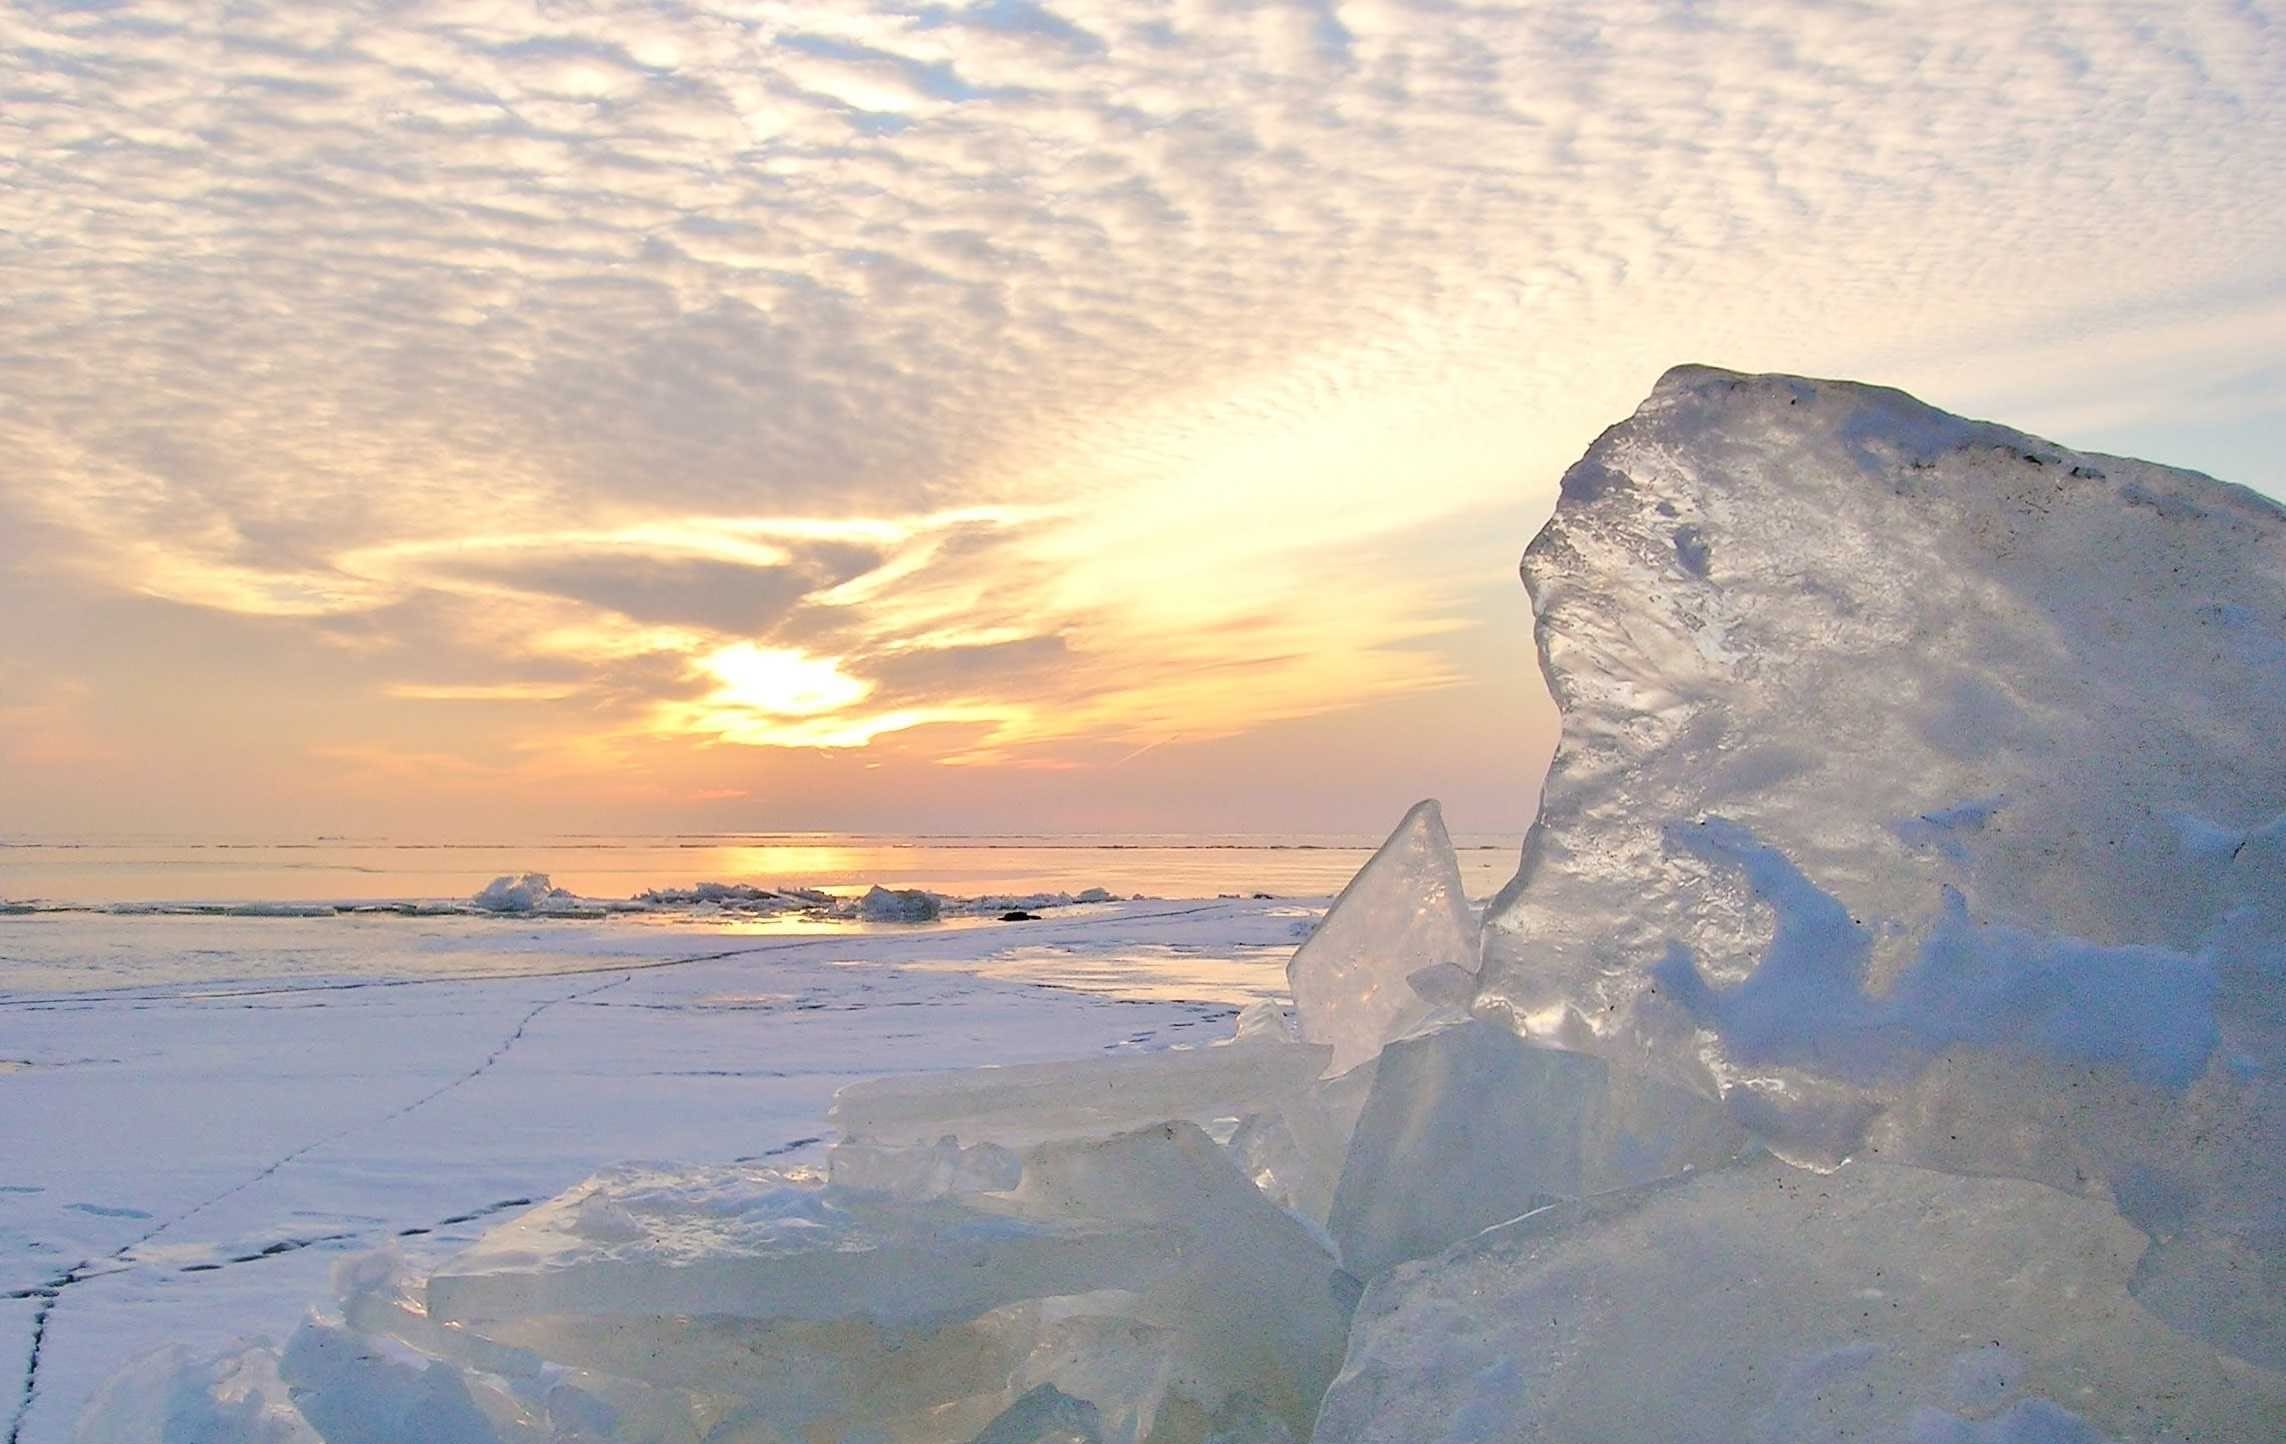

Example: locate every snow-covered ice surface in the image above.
[1,899,1303,1443]
[53,366,2286,1442]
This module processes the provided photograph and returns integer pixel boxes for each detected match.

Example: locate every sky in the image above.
[1,0,2282,841]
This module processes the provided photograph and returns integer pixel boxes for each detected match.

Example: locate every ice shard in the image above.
[1000,1122,1361,1437]
[1286,800,1480,1077]
[1327,1020,1753,1275]
[1224,1059,1378,1230]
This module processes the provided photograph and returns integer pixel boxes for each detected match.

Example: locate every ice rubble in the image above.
[78,367,2286,1442]
[858,885,943,922]
[633,884,1122,921]
[461,878,1126,921]
[470,874,583,914]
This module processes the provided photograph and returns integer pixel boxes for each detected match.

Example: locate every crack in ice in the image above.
[3,972,632,1443]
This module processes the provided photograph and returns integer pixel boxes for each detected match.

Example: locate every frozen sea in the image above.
[0,833,1516,1443]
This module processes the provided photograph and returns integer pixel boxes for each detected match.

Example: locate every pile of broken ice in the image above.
[81,369,2286,1442]
[457,876,1124,922]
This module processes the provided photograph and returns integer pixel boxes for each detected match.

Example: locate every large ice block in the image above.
[1287,800,1480,1077]
[1315,1156,2286,1443]
[1327,1020,1754,1275]
[1486,369,2286,1059]
[1476,367,2286,1359]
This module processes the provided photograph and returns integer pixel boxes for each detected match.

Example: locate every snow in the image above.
[1,900,1287,1443]
[40,366,2286,1441]
[1649,821,2220,1090]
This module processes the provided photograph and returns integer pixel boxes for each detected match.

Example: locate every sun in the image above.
[700,644,871,717]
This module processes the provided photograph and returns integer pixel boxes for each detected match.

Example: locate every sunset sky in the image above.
[2,0,2281,838]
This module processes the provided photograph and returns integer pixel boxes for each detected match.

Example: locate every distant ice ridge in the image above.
[79,369,2286,1441]
[0,877,1130,920]
[471,874,1125,919]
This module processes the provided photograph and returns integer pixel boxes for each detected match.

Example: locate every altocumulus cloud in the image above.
[1,0,2282,789]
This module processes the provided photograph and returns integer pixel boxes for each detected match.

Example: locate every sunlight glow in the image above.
[700,644,872,717]
[656,698,1024,751]
[8,0,2276,831]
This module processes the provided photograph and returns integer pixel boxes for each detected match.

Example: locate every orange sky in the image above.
[1,0,2281,838]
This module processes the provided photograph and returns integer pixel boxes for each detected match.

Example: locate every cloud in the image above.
[1,0,2281,816]
[384,681,583,702]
